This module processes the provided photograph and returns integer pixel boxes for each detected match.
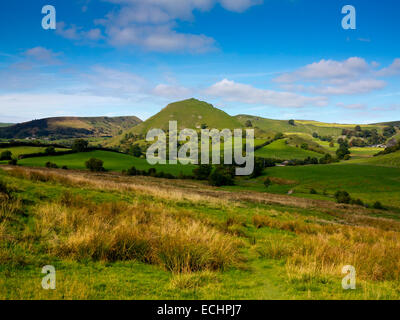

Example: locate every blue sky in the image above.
[0,0,399,123]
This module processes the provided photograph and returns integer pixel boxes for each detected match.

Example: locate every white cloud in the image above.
[106,25,215,53]
[310,79,386,95]
[57,0,261,52]
[153,83,192,99]
[24,47,62,65]
[205,79,328,108]
[56,22,104,41]
[274,57,369,83]
[376,58,400,76]
[336,102,366,110]
[274,57,390,96]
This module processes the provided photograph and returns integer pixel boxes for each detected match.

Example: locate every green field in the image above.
[255,139,323,160]
[0,146,68,157]
[232,162,400,209]
[17,150,195,175]
[348,151,400,168]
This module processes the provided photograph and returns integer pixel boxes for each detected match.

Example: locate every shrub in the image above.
[0,150,12,161]
[148,168,157,176]
[45,146,56,155]
[126,166,137,176]
[334,190,351,204]
[72,139,89,152]
[8,159,17,166]
[264,178,272,189]
[85,158,105,172]
[351,198,364,206]
[310,188,317,194]
[250,158,264,178]
[193,164,212,180]
[45,161,58,169]
[129,144,142,157]
[209,167,234,187]
[61,165,68,170]
[373,201,384,210]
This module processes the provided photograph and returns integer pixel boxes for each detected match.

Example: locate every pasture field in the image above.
[1,166,400,300]
[255,139,323,160]
[231,163,400,210]
[348,151,400,168]
[0,146,69,157]
[17,150,195,176]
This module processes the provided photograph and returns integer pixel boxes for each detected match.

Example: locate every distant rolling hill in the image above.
[235,115,385,137]
[0,123,13,128]
[0,116,142,140]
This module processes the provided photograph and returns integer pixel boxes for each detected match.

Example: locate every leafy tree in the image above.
[329,141,334,148]
[201,123,208,129]
[383,126,396,138]
[300,143,308,150]
[336,144,350,160]
[250,158,264,178]
[45,146,56,155]
[274,132,284,140]
[312,132,319,138]
[0,150,12,160]
[355,125,362,132]
[85,158,104,172]
[72,139,89,152]
[130,144,142,157]
[288,120,295,126]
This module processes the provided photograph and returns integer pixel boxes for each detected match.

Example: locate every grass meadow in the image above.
[17,150,195,176]
[1,166,400,299]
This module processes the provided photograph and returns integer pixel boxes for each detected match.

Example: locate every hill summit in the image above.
[132,98,242,133]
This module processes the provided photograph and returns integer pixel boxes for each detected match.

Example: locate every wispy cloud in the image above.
[205,79,328,108]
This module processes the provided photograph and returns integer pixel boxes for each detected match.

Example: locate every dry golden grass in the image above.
[34,197,242,273]
[252,213,400,282]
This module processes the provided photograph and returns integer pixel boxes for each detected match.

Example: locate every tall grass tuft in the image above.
[34,200,242,273]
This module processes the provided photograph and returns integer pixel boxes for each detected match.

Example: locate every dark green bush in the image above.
[0,150,12,161]
[334,191,351,204]
[373,201,384,210]
[85,158,105,172]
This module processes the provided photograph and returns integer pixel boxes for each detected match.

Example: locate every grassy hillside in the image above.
[236,115,387,137]
[107,99,243,148]
[0,116,142,140]
[2,166,400,299]
[0,123,13,128]
[255,139,324,160]
[17,150,195,175]
[349,150,400,168]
